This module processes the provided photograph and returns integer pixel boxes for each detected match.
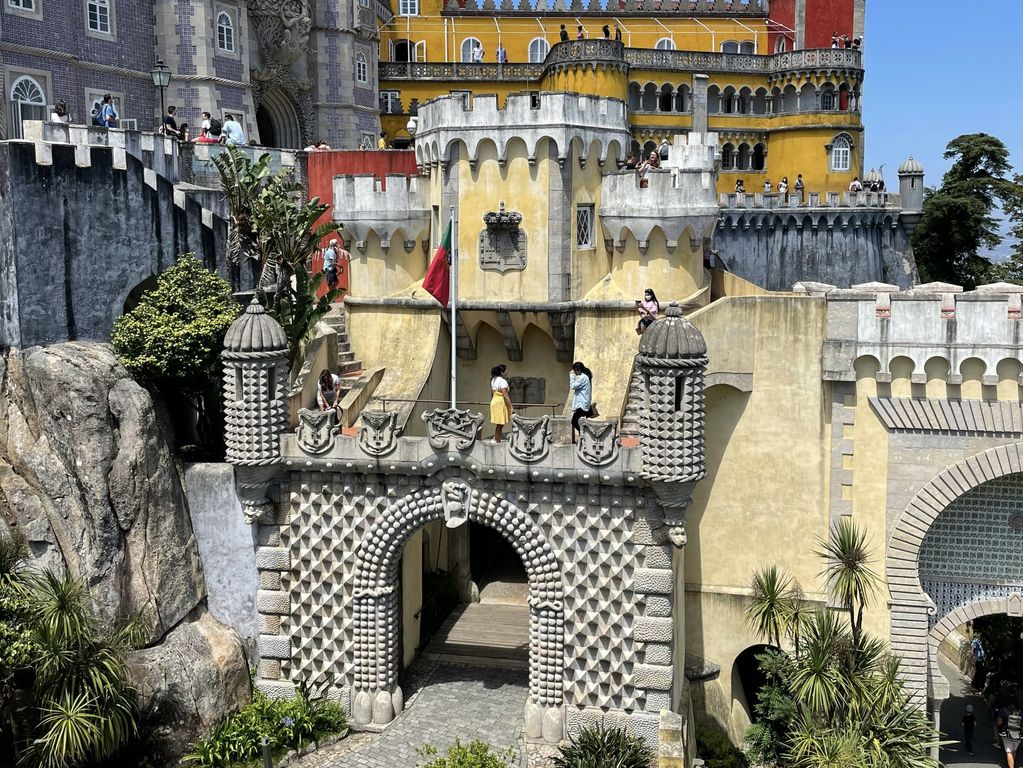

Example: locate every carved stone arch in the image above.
[929,596,1018,700]
[350,483,565,732]
[887,444,1023,703]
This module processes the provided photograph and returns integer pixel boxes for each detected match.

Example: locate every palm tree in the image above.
[817,518,878,648]
[784,583,814,656]
[746,565,794,648]
[212,146,272,277]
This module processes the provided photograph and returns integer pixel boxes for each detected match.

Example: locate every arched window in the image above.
[774,35,787,53]
[658,84,673,112]
[461,37,482,63]
[674,86,688,112]
[739,41,755,54]
[721,143,735,170]
[10,76,46,139]
[392,39,412,62]
[87,0,111,34]
[655,38,675,51]
[752,143,766,171]
[737,143,750,171]
[216,12,235,53]
[720,41,739,54]
[820,88,836,111]
[830,135,852,172]
[355,52,368,83]
[528,37,550,63]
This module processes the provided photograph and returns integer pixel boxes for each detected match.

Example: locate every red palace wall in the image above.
[769,0,856,51]
[306,150,419,298]
[768,0,796,52]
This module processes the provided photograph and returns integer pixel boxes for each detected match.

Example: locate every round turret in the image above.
[636,303,708,491]
[898,156,925,217]
[864,168,883,186]
[222,297,289,467]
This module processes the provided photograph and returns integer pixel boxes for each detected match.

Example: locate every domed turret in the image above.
[222,298,289,521]
[636,303,708,510]
[898,156,925,231]
[864,168,883,186]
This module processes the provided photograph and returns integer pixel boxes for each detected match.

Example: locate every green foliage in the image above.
[745,565,793,649]
[417,739,515,768]
[697,723,750,768]
[112,254,240,392]
[911,133,1023,288]
[0,531,144,768]
[552,723,652,768]
[183,685,347,768]
[739,520,941,768]
[214,145,344,373]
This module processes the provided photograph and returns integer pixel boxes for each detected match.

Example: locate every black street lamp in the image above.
[150,59,171,130]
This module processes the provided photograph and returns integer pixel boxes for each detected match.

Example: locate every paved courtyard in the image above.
[294,659,532,767]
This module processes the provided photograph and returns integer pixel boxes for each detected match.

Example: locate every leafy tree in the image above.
[112,254,240,453]
[214,146,344,373]
[912,133,1023,288]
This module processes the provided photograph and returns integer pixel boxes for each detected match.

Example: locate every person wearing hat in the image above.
[323,239,340,289]
[963,703,976,754]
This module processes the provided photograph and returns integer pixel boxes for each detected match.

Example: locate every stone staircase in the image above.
[322,308,363,381]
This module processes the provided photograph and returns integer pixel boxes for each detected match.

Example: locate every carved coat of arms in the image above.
[422,408,484,451]
[440,479,473,529]
[359,410,398,457]
[576,418,619,467]
[508,414,551,463]
[296,408,335,455]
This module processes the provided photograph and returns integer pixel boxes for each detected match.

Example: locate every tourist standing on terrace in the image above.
[490,365,513,443]
[569,362,594,444]
[317,369,343,422]
[636,288,659,335]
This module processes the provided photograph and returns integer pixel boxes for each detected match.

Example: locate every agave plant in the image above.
[553,723,652,768]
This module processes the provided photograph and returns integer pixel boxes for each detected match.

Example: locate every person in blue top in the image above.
[569,361,594,444]
[97,94,117,128]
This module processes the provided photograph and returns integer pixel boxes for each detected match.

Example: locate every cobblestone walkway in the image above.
[293,659,530,768]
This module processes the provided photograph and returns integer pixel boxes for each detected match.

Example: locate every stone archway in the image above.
[887,443,1023,703]
[350,480,566,741]
[256,86,302,149]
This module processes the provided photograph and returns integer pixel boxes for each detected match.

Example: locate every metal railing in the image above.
[370,396,564,416]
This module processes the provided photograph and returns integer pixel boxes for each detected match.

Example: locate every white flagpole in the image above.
[449,205,458,410]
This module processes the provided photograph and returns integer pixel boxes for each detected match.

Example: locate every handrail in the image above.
[371,396,564,416]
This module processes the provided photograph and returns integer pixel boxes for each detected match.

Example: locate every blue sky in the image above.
[864,5,1023,187]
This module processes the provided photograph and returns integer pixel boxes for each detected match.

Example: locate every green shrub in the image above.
[417,739,515,768]
[696,723,749,768]
[183,684,347,767]
[553,723,653,768]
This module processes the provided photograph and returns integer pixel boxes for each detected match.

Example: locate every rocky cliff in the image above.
[0,342,250,760]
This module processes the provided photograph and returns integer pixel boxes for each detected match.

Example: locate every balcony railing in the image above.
[440,0,767,16]
[380,46,862,82]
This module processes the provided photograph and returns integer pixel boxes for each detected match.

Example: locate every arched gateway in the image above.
[350,481,565,733]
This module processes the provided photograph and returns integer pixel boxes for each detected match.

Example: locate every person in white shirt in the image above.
[317,369,343,422]
[471,42,484,62]
[849,177,863,192]
[50,101,70,124]
[220,114,246,146]
[489,364,513,443]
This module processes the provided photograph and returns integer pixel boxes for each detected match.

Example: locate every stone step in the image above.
[338,350,356,363]
[338,361,362,375]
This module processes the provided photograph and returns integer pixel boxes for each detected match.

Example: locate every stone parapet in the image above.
[719,191,903,210]
[414,92,630,167]
[600,134,719,249]
[440,0,767,17]
[820,281,1023,382]
[332,174,430,251]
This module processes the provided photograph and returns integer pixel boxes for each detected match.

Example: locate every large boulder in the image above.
[0,342,204,641]
[129,607,252,760]
[0,342,251,760]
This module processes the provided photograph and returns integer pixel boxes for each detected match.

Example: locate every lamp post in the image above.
[406,116,418,145]
[150,59,171,131]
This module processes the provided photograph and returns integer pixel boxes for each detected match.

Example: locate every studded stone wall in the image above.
[254,468,674,742]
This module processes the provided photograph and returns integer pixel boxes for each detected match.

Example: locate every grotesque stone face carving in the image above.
[479,204,526,273]
[440,479,472,528]
[359,411,398,457]
[422,408,484,451]
[576,418,619,467]
[508,376,546,405]
[508,414,552,463]
[296,408,335,455]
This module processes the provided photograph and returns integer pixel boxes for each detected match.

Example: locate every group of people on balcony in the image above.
[831,33,863,50]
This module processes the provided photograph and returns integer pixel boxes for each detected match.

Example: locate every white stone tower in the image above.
[636,302,708,546]
[898,156,925,237]
[222,297,289,522]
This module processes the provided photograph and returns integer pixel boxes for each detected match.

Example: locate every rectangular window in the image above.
[576,205,594,249]
[450,90,471,110]
[8,0,35,10]
[87,0,110,33]
[217,11,236,53]
[832,146,850,172]
[398,0,417,15]
[379,90,400,114]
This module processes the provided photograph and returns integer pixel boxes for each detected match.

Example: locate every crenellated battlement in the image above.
[819,281,1023,383]
[414,92,630,168]
[333,174,430,251]
[599,134,719,250]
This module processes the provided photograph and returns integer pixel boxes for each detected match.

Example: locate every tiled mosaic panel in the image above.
[919,474,1023,583]
[922,579,1023,627]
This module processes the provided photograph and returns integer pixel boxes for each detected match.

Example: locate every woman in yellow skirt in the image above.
[490,364,513,443]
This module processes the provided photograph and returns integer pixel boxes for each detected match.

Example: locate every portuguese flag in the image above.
[423,219,452,306]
